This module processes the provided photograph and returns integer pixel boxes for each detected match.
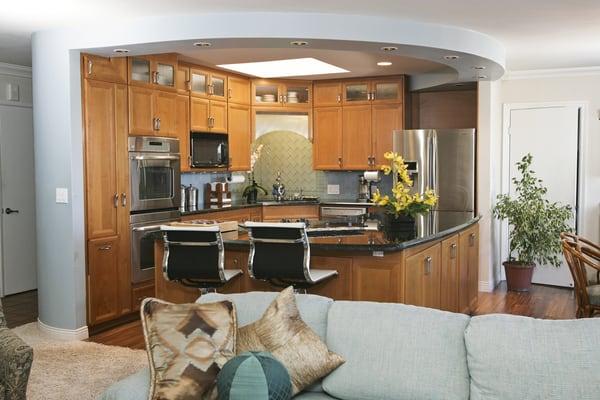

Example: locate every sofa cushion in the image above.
[200,290,334,393]
[98,368,150,400]
[465,314,600,400]
[322,301,470,400]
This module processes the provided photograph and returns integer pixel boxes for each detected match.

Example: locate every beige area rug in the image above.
[11,322,148,400]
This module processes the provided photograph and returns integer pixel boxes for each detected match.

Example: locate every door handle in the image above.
[87,59,93,75]
[121,193,127,207]
[424,256,432,275]
[450,243,457,259]
[5,208,19,214]
[469,233,476,246]
[113,194,119,208]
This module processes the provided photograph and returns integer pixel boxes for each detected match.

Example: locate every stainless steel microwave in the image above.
[190,132,229,168]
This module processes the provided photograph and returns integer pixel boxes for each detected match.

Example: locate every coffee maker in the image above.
[357,171,380,203]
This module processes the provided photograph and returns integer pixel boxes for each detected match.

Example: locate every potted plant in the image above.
[492,154,572,291]
[242,144,268,204]
[372,152,438,237]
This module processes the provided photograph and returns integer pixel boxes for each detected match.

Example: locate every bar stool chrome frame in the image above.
[161,224,242,294]
[245,221,338,292]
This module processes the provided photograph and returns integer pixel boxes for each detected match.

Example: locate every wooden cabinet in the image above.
[309,256,353,300]
[128,54,177,91]
[372,103,403,166]
[131,281,155,311]
[190,98,227,134]
[83,76,131,326]
[343,77,404,105]
[404,243,441,309]
[228,103,251,171]
[441,235,460,312]
[128,86,178,136]
[459,224,479,313]
[190,67,228,101]
[82,54,127,84]
[313,107,343,170]
[261,205,320,222]
[353,257,400,303]
[252,80,312,107]
[342,105,372,170]
[228,76,251,105]
[313,81,342,107]
[175,64,190,94]
[175,95,191,171]
[181,206,262,224]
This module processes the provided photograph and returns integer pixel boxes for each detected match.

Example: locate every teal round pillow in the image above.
[217,351,292,400]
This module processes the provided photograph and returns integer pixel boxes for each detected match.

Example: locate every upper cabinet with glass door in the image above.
[342,77,404,105]
[189,67,228,101]
[128,54,177,92]
[252,80,312,108]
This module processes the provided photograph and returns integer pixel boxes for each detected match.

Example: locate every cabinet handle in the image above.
[87,59,93,75]
[283,95,288,103]
[228,88,232,99]
[151,71,157,84]
[121,193,127,207]
[99,244,112,251]
[336,94,341,103]
[469,233,476,246]
[186,80,191,91]
[424,256,432,275]
[156,118,161,131]
[338,156,342,167]
[450,243,457,259]
[113,193,119,208]
[208,84,214,95]
[233,259,238,265]
[152,117,157,131]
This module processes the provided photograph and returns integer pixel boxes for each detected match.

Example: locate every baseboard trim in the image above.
[479,280,495,293]
[37,318,89,341]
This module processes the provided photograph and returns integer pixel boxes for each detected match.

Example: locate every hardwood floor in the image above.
[1,290,38,328]
[1,283,578,349]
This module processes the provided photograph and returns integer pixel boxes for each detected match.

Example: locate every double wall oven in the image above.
[128,136,181,283]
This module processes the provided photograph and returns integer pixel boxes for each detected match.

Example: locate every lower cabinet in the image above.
[309,256,353,300]
[87,237,121,325]
[261,205,320,221]
[131,281,155,311]
[459,224,480,312]
[404,243,441,309]
[353,256,400,303]
[441,235,460,312]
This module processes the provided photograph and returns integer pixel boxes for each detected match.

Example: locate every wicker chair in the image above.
[562,236,600,318]
[0,299,33,400]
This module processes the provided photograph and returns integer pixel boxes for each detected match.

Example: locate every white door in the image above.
[502,104,579,287]
[0,105,37,296]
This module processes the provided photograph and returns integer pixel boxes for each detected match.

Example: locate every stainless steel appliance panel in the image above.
[130,210,180,283]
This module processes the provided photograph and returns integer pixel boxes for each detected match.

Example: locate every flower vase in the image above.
[382,213,416,241]
[246,188,258,204]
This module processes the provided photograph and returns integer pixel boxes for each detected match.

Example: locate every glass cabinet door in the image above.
[190,69,209,97]
[130,58,151,83]
[373,80,402,103]
[156,62,175,87]
[253,82,280,105]
[343,82,370,104]
[284,83,311,106]
[210,74,227,99]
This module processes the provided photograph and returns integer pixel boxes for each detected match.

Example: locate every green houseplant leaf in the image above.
[492,153,572,267]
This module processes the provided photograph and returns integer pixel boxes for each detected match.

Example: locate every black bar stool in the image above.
[245,222,338,292]
[161,224,242,294]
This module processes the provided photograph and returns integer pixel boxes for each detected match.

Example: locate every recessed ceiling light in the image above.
[444,55,460,60]
[217,57,349,78]
[474,75,488,79]
[193,41,212,47]
[290,41,309,46]
[377,61,393,66]
[472,66,486,70]
[112,48,129,54]
[381,46,398,52]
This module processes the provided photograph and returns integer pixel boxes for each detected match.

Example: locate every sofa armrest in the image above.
[0,328,33,400]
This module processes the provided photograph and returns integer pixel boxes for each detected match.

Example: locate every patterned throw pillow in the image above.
[141,298,237,400]
[237,287,345,395]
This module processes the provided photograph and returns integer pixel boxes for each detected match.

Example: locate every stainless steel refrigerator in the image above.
[393,129,476,230]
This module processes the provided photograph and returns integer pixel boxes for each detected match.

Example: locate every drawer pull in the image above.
[469,233,476,246]
[99,244,112,251]
[424,256,432,275]
[450,243,457,259]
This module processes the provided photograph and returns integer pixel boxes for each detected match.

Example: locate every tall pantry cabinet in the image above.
[82,55,132,326]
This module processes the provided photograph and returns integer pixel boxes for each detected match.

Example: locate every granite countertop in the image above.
[180,198,374,216]
[166,211,480,253]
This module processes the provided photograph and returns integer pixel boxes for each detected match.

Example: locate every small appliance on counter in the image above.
[357,171,380,203]
[180,184,199,211]
[272,172,286,201]
[204,182,232,208]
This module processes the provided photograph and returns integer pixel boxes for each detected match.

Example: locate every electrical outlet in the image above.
[327,184,340,195]
[55,188,69,204]
[6,83,19,102]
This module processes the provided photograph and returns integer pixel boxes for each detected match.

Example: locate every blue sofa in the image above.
[100,291,600,400]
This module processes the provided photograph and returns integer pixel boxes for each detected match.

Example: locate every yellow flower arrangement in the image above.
[371,151,438,217]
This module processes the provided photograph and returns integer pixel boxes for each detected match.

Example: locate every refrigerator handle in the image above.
[429,131,438,195]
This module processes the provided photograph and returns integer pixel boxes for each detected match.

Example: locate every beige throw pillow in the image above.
[141,298,237,400]
[237,286,344,394]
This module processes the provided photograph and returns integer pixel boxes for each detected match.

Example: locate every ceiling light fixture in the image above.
[444,55,460,60]
[193,41,212,47]
[472,66,486,70]
[217,57,349,78]
[377,61,393,66]
[474,75,488,80]
[290,41,309,46]
[112,48,129,54]
[381,46,398,52]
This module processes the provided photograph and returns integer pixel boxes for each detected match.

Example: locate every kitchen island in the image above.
[154,212,480,314]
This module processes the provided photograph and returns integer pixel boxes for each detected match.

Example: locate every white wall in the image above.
[502,71,600,244]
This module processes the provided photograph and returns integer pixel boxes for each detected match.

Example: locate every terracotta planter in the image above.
[503,261,535,292]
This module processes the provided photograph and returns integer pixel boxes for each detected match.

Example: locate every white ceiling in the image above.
[2,0,600,70]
